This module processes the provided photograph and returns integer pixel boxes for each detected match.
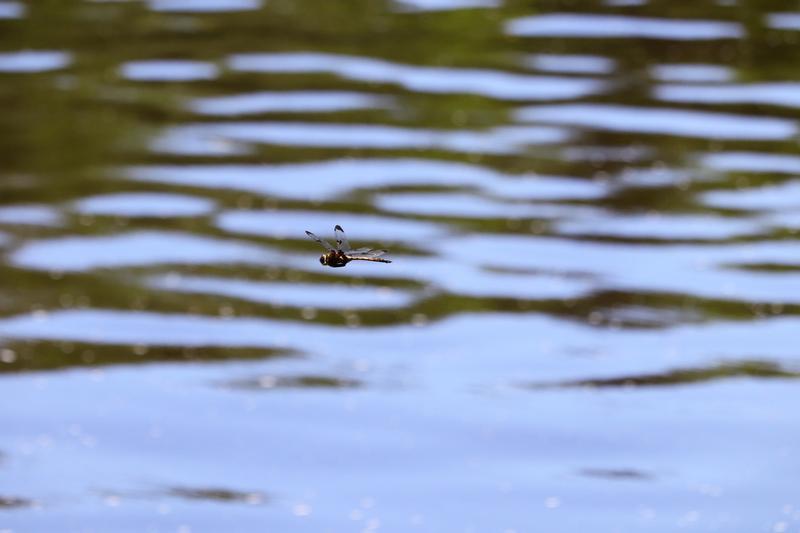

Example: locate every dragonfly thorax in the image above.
[320,251,349,268]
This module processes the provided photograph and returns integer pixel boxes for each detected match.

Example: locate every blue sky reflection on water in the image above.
[3,360,799,533]
[0,204,61,227]
[74,193,217,218]
[524,53,616,75]
[655,82,800,109]
[228,52,608,100]
[2,0,800,531]
[0,1,24,19]
[147,0,263,12]
[125,158,606,202]
[215,209,448,241]
[0,49,71,72]
[516,104,798,140]
[152,122,571,155]
[2,308,800,531]
[119,60,220,82]
[649,63,733,83]
[3,310,800,379]
[505,13,744,40]
[147,274,417,309]
[187,91,394,116]
[10,232,276,271]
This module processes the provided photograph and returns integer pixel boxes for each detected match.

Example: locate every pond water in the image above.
[1,1,800,532]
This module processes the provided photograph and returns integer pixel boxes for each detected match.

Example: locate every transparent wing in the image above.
[305,230,335,251]
[346,247,371,254]
[334,225,351,252]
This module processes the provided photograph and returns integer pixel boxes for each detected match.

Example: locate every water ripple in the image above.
[487,175,606,200]
[0,205,61,227]
[649,63,733,83]
[124,159,499,200]
[524,54,616,75]
[375,192,605,219]
[516,104,797,140]
[148,274,415,309]
[216,209,447,242]
[0,495,36,509]
[285,252,594,300]
[125,157,606,204]
[119,60,219,82]
[188,91,393,116]
[150,130,252,156]
[556,213,761,240]
[395,0,500,11]
[530,361,800,389]
[11,232,273,272]
[506,14,743,40]
[166,486,266,504]
[767,12,800,30]
[148,0,262,12]
[222,373,361,391]
[0,1,23,19]
[0,309,319,348]
[73,193,216,218]
[153,122,570,155]
[701,182,800,211]
[438,235,800,303]
[228,52,607,101]
[375,192,537,218]
[0,50,71,72]
[655,82,800,108]
[700,151,800,174]
[1,310,799,374]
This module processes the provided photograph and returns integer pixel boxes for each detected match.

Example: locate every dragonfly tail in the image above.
[351,257,392,264]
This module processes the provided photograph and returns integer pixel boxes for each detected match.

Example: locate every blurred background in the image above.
[1,0,800,531]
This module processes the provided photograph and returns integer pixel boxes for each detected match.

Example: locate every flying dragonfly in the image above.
[305,225,391,268]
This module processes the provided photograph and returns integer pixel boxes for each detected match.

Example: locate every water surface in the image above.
[1,1,800,532]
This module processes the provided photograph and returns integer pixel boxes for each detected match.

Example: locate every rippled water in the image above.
[2,1,800,532]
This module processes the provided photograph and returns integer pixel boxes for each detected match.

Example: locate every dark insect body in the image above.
[305,225,391,268]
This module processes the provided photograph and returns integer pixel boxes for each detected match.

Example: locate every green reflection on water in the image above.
[1,0,799,376]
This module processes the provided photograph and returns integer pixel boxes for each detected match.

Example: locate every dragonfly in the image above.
[305,225,391,268]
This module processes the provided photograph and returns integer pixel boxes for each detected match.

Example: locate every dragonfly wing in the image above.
[305,230,335,251]
[334,225,351,251]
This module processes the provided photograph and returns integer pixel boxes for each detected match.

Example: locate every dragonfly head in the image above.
[319,254,327,266]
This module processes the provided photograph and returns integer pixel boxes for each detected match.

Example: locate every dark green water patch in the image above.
[0,341,292,374]
[167,486,267,505]
[222,373,362,391]
[526,360,800,390]
[725,262,800,274]
[0,496,36,510]
[579,468,654,481]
